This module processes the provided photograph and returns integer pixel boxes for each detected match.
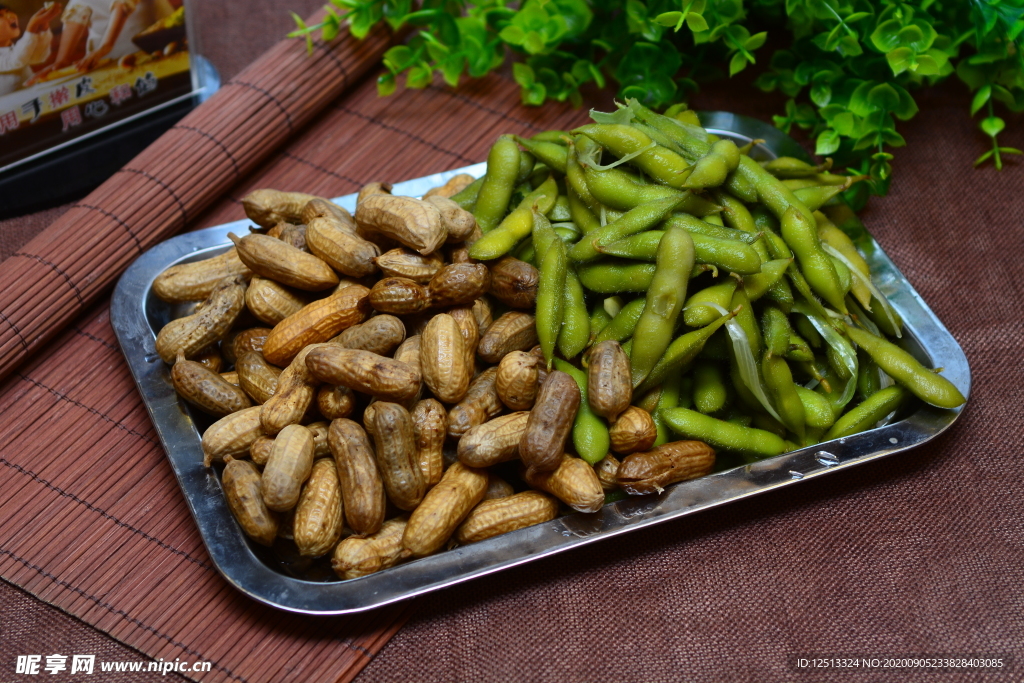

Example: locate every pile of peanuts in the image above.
[152,176,715,580]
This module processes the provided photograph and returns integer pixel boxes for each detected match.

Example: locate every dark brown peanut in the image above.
[294,458,344,557]
[371,402,426,511]
[525,455,604,514]
[222,457,277,546]
[375,248,444,283]
[484,474,515,501]
[421,314,470,404]
[171,352,252,416]
[193,345,223,373]
[369,277,431,315]
[519,372,581,473]
[446,367,502,438]
[317,384,355,419]
[616,441,716,495]
[263,285,371,366]
[156,276,247,363]
[332,517,409,580]
[587,340,632,422]
[306,347,421,402]
[454,491,559,544]
[403,462,488,557]
[495,350,540,410]
[236,352,282,404]
[232,327,273,360]
[329,419,385,536]
[261,424,315,511]
[412,399,447,488]
[331,314,406,356]
[595,454,622,491]
[488,257,539,309]
[477,312,538,363]
[457,411,530,468]
[202,406,264,466]
[428,263,491,308]
[609,406,658,454]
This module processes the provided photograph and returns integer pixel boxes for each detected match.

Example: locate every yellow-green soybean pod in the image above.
[824,385,907,440]
[578,260,655,293]
[552,359,611,465]
[536,238,567,366]
[558,268,590,360]
[573,123,692,188]
[684,280,737,328]
[794,386,835,429]
[594,297,646,344]
[475,136,522,232]
[661,407,787,459]
[635,311,735,395]
[845,326,966,409]
[693,364,728,414]
[652,372,683,446]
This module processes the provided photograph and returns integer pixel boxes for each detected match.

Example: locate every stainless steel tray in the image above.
[110,114,970,615]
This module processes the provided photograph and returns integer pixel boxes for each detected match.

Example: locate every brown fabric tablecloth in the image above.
[2,1,1023,680]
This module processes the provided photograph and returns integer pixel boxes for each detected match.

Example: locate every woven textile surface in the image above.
[1,2,1023,681]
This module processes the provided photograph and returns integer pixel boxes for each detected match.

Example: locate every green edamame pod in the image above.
[704,213,725,226]
[697,328,731,362]
[743,258,792,302]
[469,176,559,260]
[569,193,688,262]
[661,408,787,459]
[567,187,601,235]
[781,206,848,314]
[794,386,835,429]
[865,295,904,338]
[567,138,600,212]
[558,268,590,359]
[475,136,522,232]
[761,306,793,358]
[536,238,567,367]
[451,176,484,211]
[714,190,757,234]
[554,226,579,243]
[766,275,795,313]
[857,350,882,400]
[683,280,737,328]
[531,130,569,143]
[630,226,695,388]
[663,213,762,244]
[734,154,815,224]
[828,255,852,295]
[514,136,568,174]
[578,260,655,293]
[574,124,692,188]
[816,212,871,310]
[792,184,846,211]
[516,151,536,185]
[795,316,822,348]
[651,373,684,446]
[684,139,740,190]
[725,168,759,203]
[636,310,736,395]
[626,98,708,161]
[786,333,815,362]
[730,288,762,358]
[594,297,646,344]
[761,156,832,178]
[553,359,611,465]
[583,164,692,211]
[824,385,907,440]
[693,364,728,414]
[600,230,760,275]
[631,121,690,158]
[845,326,966,408]
[589,302,613,343]
[550,195,572,221]
[762,354,806,439]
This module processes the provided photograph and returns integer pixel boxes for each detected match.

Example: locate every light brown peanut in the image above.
[263,284,371,366]
[202,405,264,467]
[305,347,421,402]
[153,248,252,304]
[278,223,308,252]
[423,195,477,243]
[368,277,431,315]
[488,257,539,309]
[448,305,479,372]
[156,276,247,363]
[229,232,339,291]
[242,189,321,228]
[454,491,559,544]
[250,435,274,466]
[519,371,581,473]
[412,399,447,488]
[457,411,529,468]
[594,454,622,491]
[375,248,444,283]
[306,215,380,277]
[446,367,502,438]
[329,419,385,536]
[392,335,423,406]
[236,352,282,404]
[317,384,355,419]
[370,402,426,511]
[302,197,353,227]
[245,277,309,326]
[171,352,252,416]
[421,314,470,404]
[422,173,475,199]
[616,441,716,495]
[427,263,491,308]
[472,297,493,335]
[232,327,273,360]
[261,424,315,511]
[496,350,540,410]
[332,517,409,580]
[403,462,488,557]
[525,455,605,514]
[357,182,392,205]
[355,194,447,255]
[477,311,538,363]
[331,314,406,356]
[609,406,658,454]
[294,458,344,557]
[587,340,632,422]
[260,345,322,434]
[222,456,278,546]
[306,421,331,458]
[484,474,515,500]
[220,371,240,386]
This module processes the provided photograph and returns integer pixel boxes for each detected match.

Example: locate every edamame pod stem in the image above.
[593,297,646,344]
[734,155,815,224]
[786,333,815,362]
[574,124,692,188]
[652,372,683,446]
[792,184,846,211]
[578,260,655,293]
[693,364,728,414]
[661,408,787,459]
[824,385,907,440]
[636,310,736,395]
[475,136,522,232]
[845,326,966,408]
[599,231,763,275]
[781,206,848,314]
[630,227,695,387]
[536,239,567,367]
[570,193,688,262]
[558,268,590,359]
[552,359,611,465]
[451,176,484,211]
[514,136,568,174]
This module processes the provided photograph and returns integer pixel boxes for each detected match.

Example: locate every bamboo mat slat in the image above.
[0,67,599,681]
[0,11,394,386]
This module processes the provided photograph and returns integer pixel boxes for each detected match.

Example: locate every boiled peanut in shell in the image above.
[293,458,344,557]
[616,441,716,495]
[403,462,488,557]
[332,517,410,580]
[519,371,581,473]
[222,456,278,546]
[171,352,252,416]
[455,491,559,544]
[328,418,385,536]
[261,424,315,511]
[156,275,247,363]
[306,347,421,403]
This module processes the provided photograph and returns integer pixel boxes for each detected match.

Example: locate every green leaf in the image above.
[886,47,913,76]
[513,62,535,88]
[499,25,526,45]
[729,52,748,77]
[998,147,1023,155]
[980,116,1005,138]
[406,65,432,89]
[816,128,841,155]
[974,149,995,166]
[745,31,768,51]
[523,30,546,54]
[810,82,832,107]
[686,12,709,32]
[971,85,992,116]
[377,72,396,97]
[655,11,684,28]
[867,83,901,112]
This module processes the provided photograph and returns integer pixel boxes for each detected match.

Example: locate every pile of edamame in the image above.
[452,99,966,467]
